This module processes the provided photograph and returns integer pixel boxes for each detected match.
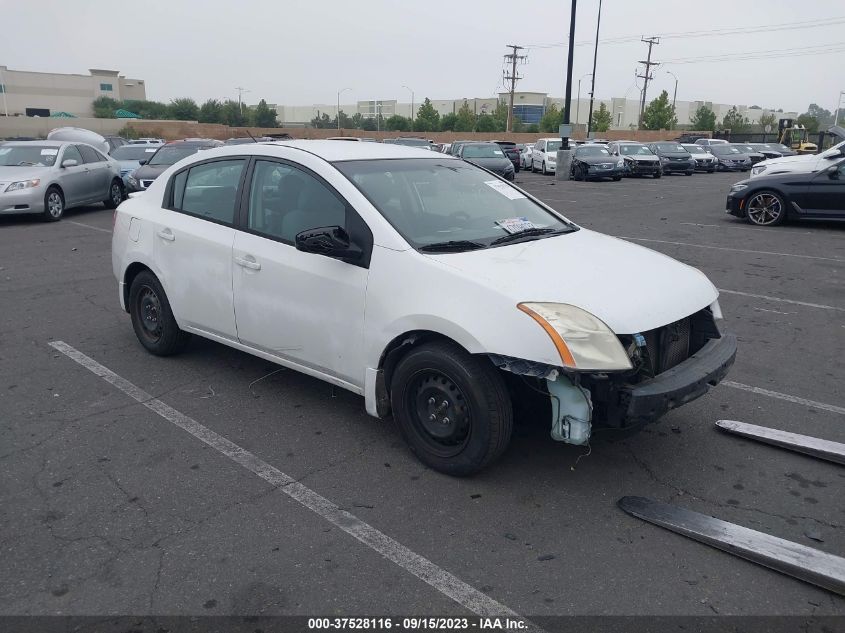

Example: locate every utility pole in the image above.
[636,37,660,128]
[586,0,602,137]
[235,86,250,114]
[503,44,527,133]
[561,0,577,146]
[835,90,845,127]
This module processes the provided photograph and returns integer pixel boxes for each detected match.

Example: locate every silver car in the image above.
[0,141,123,221]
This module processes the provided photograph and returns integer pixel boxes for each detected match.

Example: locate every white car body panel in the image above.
[113,141,722,415]
[530,138,560,172]
[750,140,845,178]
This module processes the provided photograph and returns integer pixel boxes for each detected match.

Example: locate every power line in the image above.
[637,37,659,128]
[663,41,845,63]
[503,44,527,132]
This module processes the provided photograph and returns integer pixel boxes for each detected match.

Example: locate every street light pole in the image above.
[835,90,845,127]
[576,73,592,125]
[586,0,602,137]
[561,0,577,150]
[337,87,351,130]
[402,85,414,126]
[665,70,678,110]
[0,66,8,117]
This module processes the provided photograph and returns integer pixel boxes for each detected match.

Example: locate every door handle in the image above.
[156,229,175,241]
[234,256,261,271]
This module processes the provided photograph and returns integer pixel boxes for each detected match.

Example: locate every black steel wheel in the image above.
[745,190,787,227]
[390,340,512,476]
[129,270,191,355]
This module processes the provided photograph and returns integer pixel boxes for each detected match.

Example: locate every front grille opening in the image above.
[619,308,720,382]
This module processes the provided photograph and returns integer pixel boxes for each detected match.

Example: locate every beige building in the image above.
[0,66,147,118]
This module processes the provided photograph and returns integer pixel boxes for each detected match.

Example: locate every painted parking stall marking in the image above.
[722,381,845,416]
[48,341,536,624]
[717,289,844,313]
[614,236,844,263]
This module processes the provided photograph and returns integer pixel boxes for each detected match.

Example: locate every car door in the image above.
[77,144,110,201]
[152,157,246,340]
[55,145,88,206]
[232,158,370,385]
[532,141,543,166]
[801,160,845,216]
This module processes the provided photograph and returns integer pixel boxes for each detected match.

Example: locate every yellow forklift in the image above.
[778,118,818,154]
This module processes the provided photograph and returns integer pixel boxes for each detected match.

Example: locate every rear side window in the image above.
[169,159,245,224]
[78,145,103,164]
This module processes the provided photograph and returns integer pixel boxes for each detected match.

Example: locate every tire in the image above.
[613,176,621,181]
[128,270,191,356]
[571,163,581,181]
[390,340,513,476]
[42,186,64,222]
[541,161,547,175]
[745,190,787,227]
[103,179,123,209]
[531,159,537,173]
[685,170,693,176]
[653,171,662,179]
[708,169,716,174]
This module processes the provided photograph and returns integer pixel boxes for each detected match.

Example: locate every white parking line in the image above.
[615,236,844,263]
[722,381,845,416]
[718,289,844,313]
[67,221,112,234]
[48,341,531,622]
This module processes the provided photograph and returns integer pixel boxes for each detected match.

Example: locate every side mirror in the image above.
[295,226,362,261]
[828,165,841,179]
[139,159,147,165]
[61,159,78,168]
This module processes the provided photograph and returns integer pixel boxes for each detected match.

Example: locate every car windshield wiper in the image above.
[419,240,487,253]
[490,227,572,246]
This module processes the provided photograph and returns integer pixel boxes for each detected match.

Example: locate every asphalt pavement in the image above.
[1,169,843,622]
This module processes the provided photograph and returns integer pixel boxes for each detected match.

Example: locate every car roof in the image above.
[178,140,460,162]
[3,140,67,147]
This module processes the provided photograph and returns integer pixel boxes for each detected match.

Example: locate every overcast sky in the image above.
[3,0,843,114]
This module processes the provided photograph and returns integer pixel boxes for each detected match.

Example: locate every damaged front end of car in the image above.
[490,305,737,446]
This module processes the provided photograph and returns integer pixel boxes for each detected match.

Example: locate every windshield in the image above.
[148,145,202,166]
[773,144,792,152]
[576,146,611,157]
[335,158,575,249]
[462,144,506,159]
[654,143,685,152]
[620,145,653,156]
[111,146,157,161]
[393,139,429,146]
[684,145,707,154]
[0,145,60,167]
[545,140,562,152]
[711,145,742,155]
[736,145,756,152]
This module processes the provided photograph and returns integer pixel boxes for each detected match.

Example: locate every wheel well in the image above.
[379,330,464,392]
[123,262,152,312]
[46,184,64,199]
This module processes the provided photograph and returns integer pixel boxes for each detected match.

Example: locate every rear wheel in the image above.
[129,271,191,355]
[390,341,512,476]
[103,179,123,209]
[541,161,548,175]
[745,190,787,227]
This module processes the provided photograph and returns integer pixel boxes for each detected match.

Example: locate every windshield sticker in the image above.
[40,149,59,156]
[493,150,504,155]
[484,180,525,200]
[496,217,536,234]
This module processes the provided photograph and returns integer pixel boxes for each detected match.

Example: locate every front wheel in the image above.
[613,175,622,181]
[390,340,513,476]
[541,161,547,175]
[708,169,716,174]
[653,171,662,179]
[745,190,787,227]
[103,179,124,208]
[42,187,64,222]
[685,170,693,176]
[129,271,191,355]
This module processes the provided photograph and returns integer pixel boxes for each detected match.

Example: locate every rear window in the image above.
[149,145,202,166]
[169,159,245,224]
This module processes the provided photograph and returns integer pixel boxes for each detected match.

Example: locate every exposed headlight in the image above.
[5,179,41,192]
[660,156,670,162]
[730,183,748,192]
[751,165,766,176]
[517,303,632,371]
[616,159,624,167]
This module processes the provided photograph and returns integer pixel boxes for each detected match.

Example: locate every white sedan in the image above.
[112,141,736,475]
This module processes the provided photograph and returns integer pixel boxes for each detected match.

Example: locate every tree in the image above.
[168,98,199,121]
[539,103,561,133]
[124,99,168,120]
[350,113,364,129]
[454,101,476,132]
[252,99,278,127]
[360,116,378,131]
[641,90,677,130]
[92,96,120,118]
[796,113,820,133]
[414,98,440,132]
[690,105,716,131]
[310,111,333,129]
[758,112,777,132]
[591,102,612,132]
[491,100,509,130]
[198,99,224,123]
[439,112,458,131]
[334,110,354,129]
[475,114,498,133]
[221,100,247,127]
[721,106,750,132]
[806,103,833,126]
[526,123,539,133]
[385,114,410,131]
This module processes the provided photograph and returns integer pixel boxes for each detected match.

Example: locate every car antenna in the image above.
[246,130,258,143]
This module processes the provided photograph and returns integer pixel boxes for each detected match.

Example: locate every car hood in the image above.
[577,155,617,165]
[623,154,659,162]
[656,151,691,159]
[468,157,513,171]
[424,228,717,334]
[133,164,170,180]
[0,165,52,184]
[117,159,142,170]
